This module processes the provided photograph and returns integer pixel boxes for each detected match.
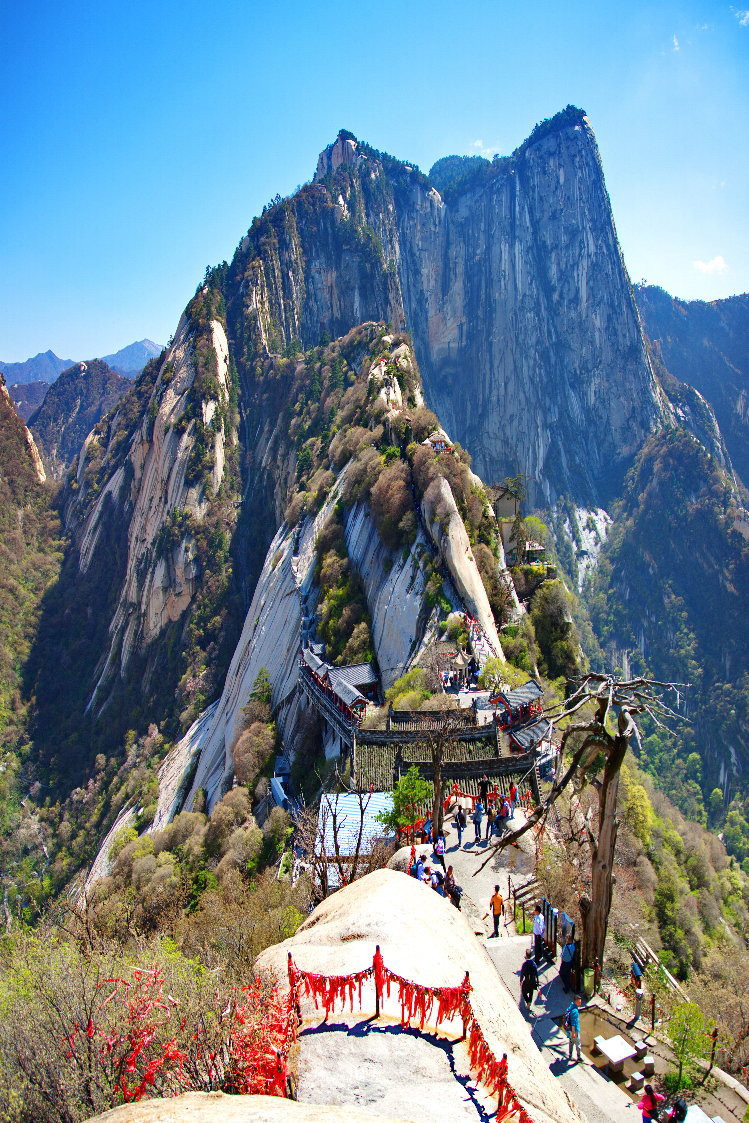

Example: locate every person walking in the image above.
[519,948,539,1012]
[496,796,511,838]
[454,806,466,847]
[559,933,576,993]
[434,833,446,870]
[509,781,518,818]
[472,800,484,843]
[485,803,496,840]
[637,1085,665,1122]
[563,995,583,1063]
[483,885,505,937]
[533,903,546,964]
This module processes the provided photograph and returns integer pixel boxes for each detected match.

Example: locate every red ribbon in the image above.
[287,951,532,1120]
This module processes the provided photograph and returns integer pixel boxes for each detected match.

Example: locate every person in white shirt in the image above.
[533,904,546,963]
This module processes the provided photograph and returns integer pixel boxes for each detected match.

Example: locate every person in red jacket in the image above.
[637,1084,665,1122]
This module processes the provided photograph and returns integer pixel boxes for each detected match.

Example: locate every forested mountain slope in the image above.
[29,358,131,477]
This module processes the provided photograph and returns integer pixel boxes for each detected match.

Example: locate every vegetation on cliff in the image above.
[29,358,130,476]
[585,428,749,867]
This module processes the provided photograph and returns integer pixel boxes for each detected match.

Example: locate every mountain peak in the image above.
[314,130,361,181]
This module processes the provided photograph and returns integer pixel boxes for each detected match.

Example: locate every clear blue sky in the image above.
[1,0,747,361]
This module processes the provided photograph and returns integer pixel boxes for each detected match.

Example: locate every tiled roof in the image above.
[301,647,326,676]
[496,679,543,708]
[328,671,367,708]
[510,718,552,752]
[331,662,378,689]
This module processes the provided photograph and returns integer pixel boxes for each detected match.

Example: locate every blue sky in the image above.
[1,0,747,361]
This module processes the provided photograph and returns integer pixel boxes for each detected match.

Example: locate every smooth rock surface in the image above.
[257,868,584,1123]
[85,1092,410,1123]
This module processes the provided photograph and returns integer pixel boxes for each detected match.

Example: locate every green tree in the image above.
[667,1001,713,1084]
[250,667,272,707]
[385,668,431,708]
[708,787,724,825]
[376,766,430,833]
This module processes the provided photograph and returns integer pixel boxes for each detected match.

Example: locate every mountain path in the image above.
[442,812,637,1123]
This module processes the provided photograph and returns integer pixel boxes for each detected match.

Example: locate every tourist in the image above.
[637,1085,665,1123]
[483,884,505,937]
[559,933,576,993]
[454,806,467,847]
[631,957,644,990]
[444,864,457,905]
[415,853,427,881]
[563,994,583,1063]
[479,775,490,804]
[428,865,445,895]
[519,948,539,1011]
[434,832,446,870]
[533,903,546,963]
[509,781,518,817]
[472,800,484,843]
[497,796,511,837]
[485,802,496,840]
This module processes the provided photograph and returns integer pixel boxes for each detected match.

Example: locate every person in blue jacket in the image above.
[563,995,583,1062]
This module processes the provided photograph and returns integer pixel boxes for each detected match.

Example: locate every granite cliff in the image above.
[223,108,665,508]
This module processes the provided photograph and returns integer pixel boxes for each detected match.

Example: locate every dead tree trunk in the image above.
[580,732,628,969]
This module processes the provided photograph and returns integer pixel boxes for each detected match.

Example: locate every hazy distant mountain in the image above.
[9,380,51,421]
[1,340,163,386]
[100,339,163,377]
[0,351,73,385]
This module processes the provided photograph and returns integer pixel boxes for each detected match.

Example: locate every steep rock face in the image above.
[421,477,502,657]
[69,317,231,717]
[29,358,130,478]
[636,285,749,485]
[343,503,433,691]
[224,109,664,508]
[27,294,241,786]
[1,378,47,484]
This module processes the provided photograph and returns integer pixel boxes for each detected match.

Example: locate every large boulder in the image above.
[86,1092,409,1122]
[257,868,583,1123]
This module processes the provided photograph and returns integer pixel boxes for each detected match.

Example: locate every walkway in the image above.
[442,813,637,1123]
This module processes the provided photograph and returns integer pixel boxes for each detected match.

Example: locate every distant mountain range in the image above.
[1,339,162,385]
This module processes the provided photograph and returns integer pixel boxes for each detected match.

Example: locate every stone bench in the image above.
[642,1055,655,1075]
[629,1071,645,1091]
[633,1039,648,1059]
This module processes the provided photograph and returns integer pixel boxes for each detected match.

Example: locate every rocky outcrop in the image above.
[86,1093,411,1123]
[421,477,503,659]
[258,869,584,1123]
[343,503,433,691]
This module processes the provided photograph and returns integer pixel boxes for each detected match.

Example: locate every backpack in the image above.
[409,861,418,878]
[671,1098,688,1123]
[434,868,444,885]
